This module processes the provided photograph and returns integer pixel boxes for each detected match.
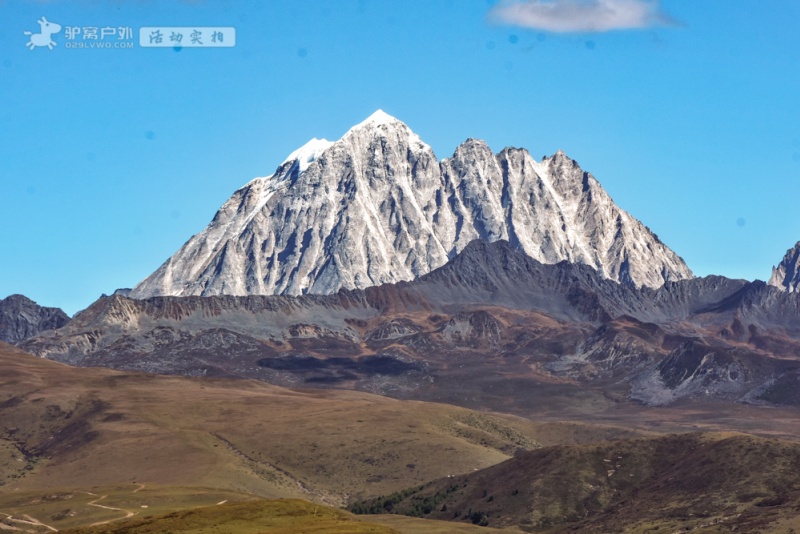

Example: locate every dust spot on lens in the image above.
[298,48,307,58]
[508,34,518,44]
[736,217,746,227]
[585,40,596,50]
[170,210,181,219]
[145,131,156,141]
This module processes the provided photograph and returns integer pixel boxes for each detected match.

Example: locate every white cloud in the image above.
[489,0,676,33]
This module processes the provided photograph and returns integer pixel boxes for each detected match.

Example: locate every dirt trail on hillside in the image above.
[0,512,57,532]
[86,487,146,527]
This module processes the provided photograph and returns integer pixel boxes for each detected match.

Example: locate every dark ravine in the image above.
[0,294,70,344]
[20,241,800,411]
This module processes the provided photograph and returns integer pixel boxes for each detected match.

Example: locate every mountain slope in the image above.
[0,342,549,505]
[61,499,402,534]
[351,432,800,533]
[769,240,800,292]
[129,111,691,299]
[0,294,70,344]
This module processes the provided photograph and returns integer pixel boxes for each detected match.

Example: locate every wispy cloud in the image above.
[489,0,677,33]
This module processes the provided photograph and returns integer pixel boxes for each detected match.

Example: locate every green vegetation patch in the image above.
[350,482,464,518]
[62,498,399,534]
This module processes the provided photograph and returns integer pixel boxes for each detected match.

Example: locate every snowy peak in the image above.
[129,113,693,300]
[279,111,410,179]
[282,137,333,174]
[769,241,800,293]
[342,109,425,150]
[348,109,402,131]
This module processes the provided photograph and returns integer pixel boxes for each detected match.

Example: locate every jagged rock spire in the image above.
[769,241,800,293]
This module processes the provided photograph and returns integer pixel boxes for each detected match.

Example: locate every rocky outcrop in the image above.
[769,241,800,293]
[0,294,70,344]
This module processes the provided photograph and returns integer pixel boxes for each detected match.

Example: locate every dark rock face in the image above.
[0,294,70,344]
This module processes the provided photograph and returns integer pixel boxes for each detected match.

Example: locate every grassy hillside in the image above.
[0,485,257,532]
[60,498,399,534]
[15,340,800,532]
[0,487,522,534]
[352,432,800,533]
[0,342,647,523]
[0,345,510,502]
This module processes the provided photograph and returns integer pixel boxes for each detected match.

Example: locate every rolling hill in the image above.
[351,432,800,533]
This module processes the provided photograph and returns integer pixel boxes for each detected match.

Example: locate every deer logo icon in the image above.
[24,17,62,50]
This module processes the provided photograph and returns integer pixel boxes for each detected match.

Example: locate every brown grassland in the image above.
[6,339,800,532]
[0,342,628,532]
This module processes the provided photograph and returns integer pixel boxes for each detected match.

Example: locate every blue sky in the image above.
[2,1,800,315]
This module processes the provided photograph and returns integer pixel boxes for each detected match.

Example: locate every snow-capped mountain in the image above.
[129,110,692,299]
[769,241,800,293]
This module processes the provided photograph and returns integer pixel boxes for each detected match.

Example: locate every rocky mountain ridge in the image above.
[23,241,800,410]
[129,111,692,300]
[0,294,70,344]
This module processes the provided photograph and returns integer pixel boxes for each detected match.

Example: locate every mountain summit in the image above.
[0,294,70,344]
[768,241,800,292]
[129,111,692,299]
